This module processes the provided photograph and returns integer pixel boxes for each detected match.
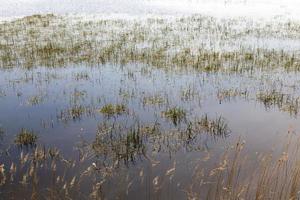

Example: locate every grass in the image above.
[257,89,284,107]
[99,103,127,117]
[0,127,4,136]
[0,90,6,97]
[142,95,166,106]
[14,128,37,146]
[74,72,90,81]
[70,89,87,104]
[0,127,4,144]
[257,89,300,116]
[197,114,231,137]
[27,95,44,106]
[181,86,199,101]
[162,107,187,125]
[217,88,249,103]
[57,105,95,122]
[1,14,300,72]
[91,122,161,164]
[0,164,4,186]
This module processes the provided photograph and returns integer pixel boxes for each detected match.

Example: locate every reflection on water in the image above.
[1,63,300,198]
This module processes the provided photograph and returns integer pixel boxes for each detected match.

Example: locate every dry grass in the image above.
[2,131,300,199]
[187,134,300,200]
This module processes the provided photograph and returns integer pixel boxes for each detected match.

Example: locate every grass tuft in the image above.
[99,104,127,117]
[14,129,37,146]
[162,107,186,125]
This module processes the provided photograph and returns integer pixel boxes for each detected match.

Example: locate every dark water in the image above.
[1,63,300,199]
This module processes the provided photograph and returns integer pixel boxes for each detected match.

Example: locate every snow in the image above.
[0,0,300,20]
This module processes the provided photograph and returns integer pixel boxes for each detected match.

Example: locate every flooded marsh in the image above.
[1,13,300,199]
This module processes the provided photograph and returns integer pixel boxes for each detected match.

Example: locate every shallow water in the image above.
[1,63,300,199]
